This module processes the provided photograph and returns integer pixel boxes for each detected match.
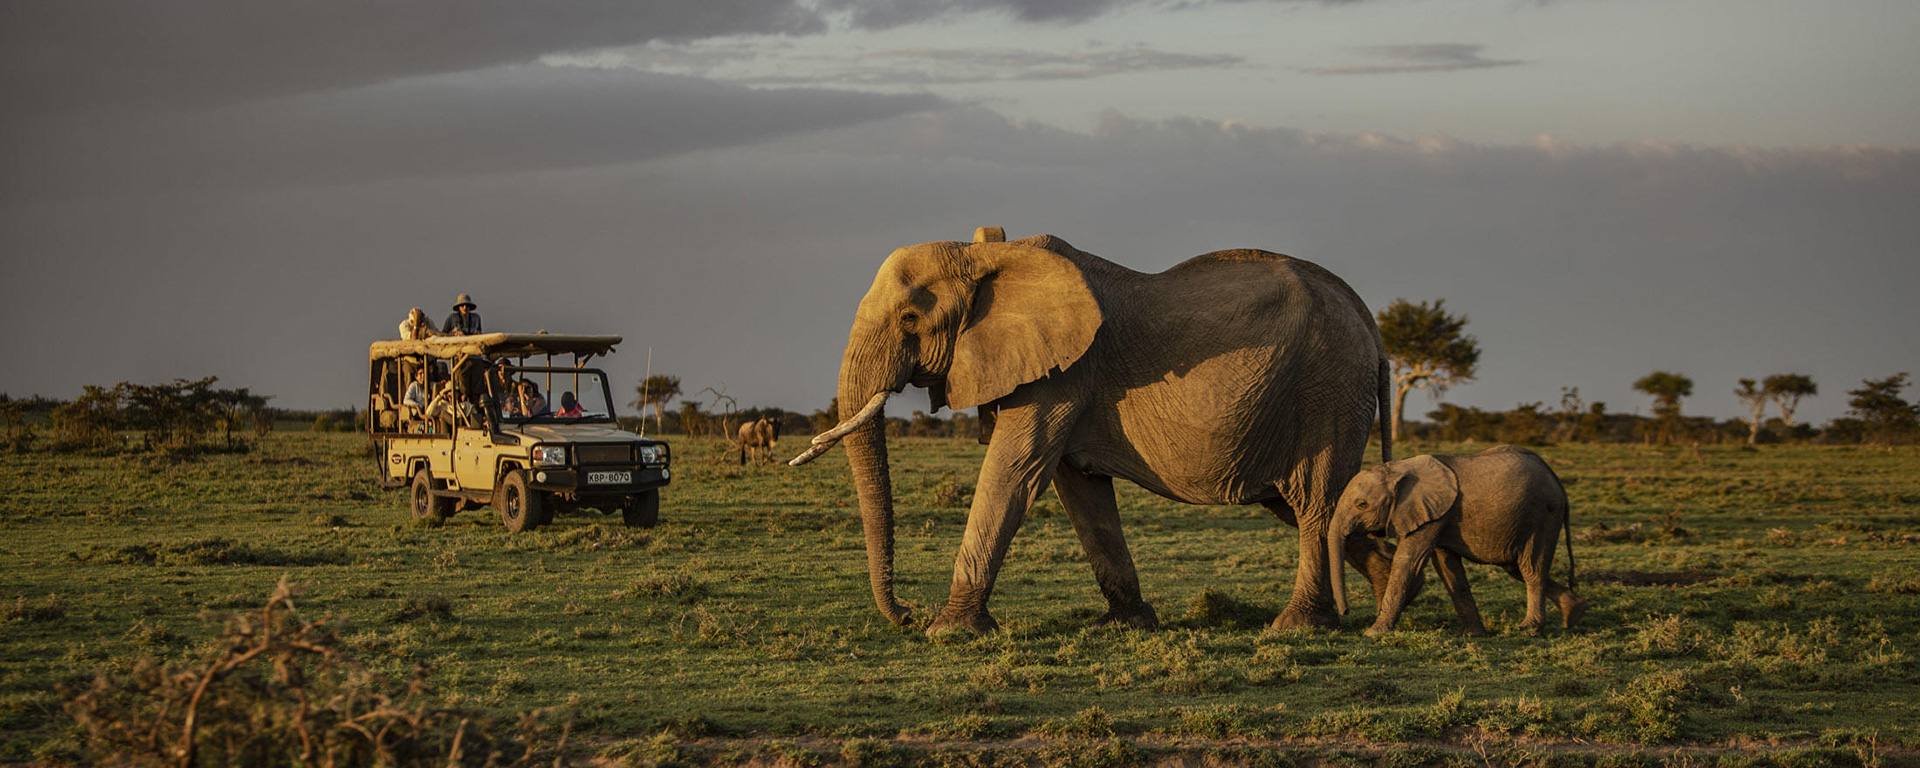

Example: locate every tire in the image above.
[496,470,547,532]
[410,469,456,526]
[622,490,660,528]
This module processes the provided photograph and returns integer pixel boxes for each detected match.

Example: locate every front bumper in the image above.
[528,465,671,494]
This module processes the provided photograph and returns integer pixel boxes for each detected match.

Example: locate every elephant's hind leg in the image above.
[1055,462,1157,629]
[1552,580,1586,628]
[1512,561,1552,634]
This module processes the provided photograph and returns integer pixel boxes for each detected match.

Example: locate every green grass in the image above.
[3,435,1918,765]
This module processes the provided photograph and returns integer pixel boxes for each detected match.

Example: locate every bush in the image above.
[52,385,122,451]
[62,580,563,767]
[0,395,35,453]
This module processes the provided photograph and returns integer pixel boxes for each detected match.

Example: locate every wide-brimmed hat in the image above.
[452,293,477,311]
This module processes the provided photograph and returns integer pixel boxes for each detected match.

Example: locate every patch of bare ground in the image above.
[583,734,1919,767]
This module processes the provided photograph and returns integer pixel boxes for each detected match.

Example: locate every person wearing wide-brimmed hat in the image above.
[442,293,483,336]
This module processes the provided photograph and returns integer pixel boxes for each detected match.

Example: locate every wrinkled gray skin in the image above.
[795,229,1396,634]
[738,418,778,465]
[1330,445,1585,636]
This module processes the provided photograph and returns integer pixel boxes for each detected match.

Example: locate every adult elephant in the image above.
[792,227,1393,634]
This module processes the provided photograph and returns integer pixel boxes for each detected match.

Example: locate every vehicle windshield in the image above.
[494,367,616,424]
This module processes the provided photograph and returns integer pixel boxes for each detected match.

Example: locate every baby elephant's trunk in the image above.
[1327,509,1362,616]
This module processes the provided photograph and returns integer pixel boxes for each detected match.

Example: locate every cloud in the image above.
[813,0,1380,27]
[576,43,1244,86]
[2,67,945,202]
[0,0,1394,120]
[0,0,826,117]
[1307,43,1525,75]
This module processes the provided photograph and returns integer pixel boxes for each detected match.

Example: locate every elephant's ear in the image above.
[1387,455,1458,537]
[946,241,1102,410]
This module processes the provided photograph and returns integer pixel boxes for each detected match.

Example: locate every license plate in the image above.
[587,471,631,485]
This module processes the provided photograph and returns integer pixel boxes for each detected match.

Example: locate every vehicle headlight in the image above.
[639,445,668,464]
[533,446,568,467]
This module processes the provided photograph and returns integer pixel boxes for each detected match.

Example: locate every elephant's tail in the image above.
[1541,458,1575,593]
[1377,356,1393,464]
[1563,501,1576,593]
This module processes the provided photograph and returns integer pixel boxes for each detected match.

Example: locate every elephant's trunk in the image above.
[790,386,908,625]
[1328,507,1363,616]
[843,404,912,625]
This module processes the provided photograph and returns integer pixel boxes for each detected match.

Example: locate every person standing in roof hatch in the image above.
[443,293,483,336]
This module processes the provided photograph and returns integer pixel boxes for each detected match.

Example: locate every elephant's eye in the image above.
[900,311,920,330]
[1356,500,1369,509]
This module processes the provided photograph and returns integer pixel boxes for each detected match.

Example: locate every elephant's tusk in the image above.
[788,391,890,466]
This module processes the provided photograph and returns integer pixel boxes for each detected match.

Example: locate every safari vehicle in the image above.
[367,333,669,531]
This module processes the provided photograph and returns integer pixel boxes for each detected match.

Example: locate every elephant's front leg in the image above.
[1344,534,1425,607]
[1276,509,1339,630]
[1053,462,1156,629]
[1432,549,1486,637]
[1367,524,1444,636]
[928,399,1079,635]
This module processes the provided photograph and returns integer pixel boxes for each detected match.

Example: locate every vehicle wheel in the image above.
[496,470,546,532]
[410,469,456,526]
[622,490,660,528]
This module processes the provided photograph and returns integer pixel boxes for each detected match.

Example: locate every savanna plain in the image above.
[3,434,1919,767]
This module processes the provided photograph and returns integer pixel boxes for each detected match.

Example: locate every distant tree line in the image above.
[4,378,273,455]
[1376,298,1920,447]
[1397,372,1917,447]
[8,352,1915,456]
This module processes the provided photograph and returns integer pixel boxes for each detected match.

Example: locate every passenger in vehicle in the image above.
[403,367,432,411]
[508,379,550,418]
[443,294,482,335]
[399,307,440,340]
[557,391,584,417]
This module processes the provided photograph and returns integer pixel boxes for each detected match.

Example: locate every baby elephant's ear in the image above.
[1388,455,1459,536]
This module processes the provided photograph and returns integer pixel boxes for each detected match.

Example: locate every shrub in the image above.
[1037,706,1115,738]
[62,580,563,767]
[0,395,35,453]
[390,593,455,623]
[52,385,122,451]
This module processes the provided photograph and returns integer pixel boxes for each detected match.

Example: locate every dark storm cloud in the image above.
[1308,44,1525,75]
[738,46,1241,86]
[4,68,945,202]
[0,0,825,117]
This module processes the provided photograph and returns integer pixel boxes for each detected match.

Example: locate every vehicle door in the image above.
[449,361,500,492]
[452,422,495,491]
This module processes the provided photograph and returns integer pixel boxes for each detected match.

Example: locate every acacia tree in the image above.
[1377,299,1481,443]
[1762,373,1817,430]
[1846,373,1918,445]
[632,375,680,434]
[1632,370,1693,444]
[1734,379,1770,445]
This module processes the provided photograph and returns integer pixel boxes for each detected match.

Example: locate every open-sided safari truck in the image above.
[367,333,670,531]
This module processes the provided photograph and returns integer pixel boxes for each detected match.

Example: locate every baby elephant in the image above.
[1329,445,1583,636]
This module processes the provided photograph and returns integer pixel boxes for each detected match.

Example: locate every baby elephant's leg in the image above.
[1432,550,1486,637]
[1512,540,1563,634]
[1546,578,1586,628]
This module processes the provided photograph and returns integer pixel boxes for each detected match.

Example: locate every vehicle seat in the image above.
[372,394,397,431]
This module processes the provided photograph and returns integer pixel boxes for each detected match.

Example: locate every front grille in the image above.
[575,444,633,464]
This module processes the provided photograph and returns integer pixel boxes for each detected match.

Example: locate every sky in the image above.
[3,0,1917,428]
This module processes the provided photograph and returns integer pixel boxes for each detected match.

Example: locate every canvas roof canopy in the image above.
[369,333,622,363]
